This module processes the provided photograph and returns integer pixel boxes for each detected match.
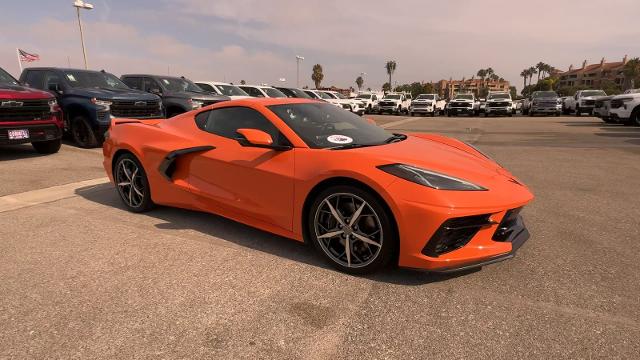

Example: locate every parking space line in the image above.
[380,117,421,129]
[0,177,109,213]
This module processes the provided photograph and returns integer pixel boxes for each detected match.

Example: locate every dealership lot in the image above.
[1,116,639,359]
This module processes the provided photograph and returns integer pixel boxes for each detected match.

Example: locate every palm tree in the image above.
[355,76,364,91]
[623,57,640,89]
[385,61,397,89]
[490,74,499,81]
[477,69,487,82]
[520,69,528,88]
[528,66,537,85]
[311,64,324,89]
[485,68,495,80]
[240,80,246,85]
[536,62,546,82]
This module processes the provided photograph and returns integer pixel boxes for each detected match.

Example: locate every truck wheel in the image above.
[71,115,99,148]
[32,139,62,154]
[575,106,581,117]
[630,108,640,126]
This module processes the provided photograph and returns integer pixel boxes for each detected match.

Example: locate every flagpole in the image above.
[16,48,23,74]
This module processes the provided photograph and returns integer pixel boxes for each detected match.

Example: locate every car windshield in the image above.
[316,91,333,100]
[64,70,130,90]
[333,92,347,99]
[279,88,312,98]
[159,77,205,93]
[385,94,401,100]
[416,95,435,100]
[0,67,19,85]
[488,93,510,99]
[454,94,474,100]
[263,87,287,98]
[268,103,394,149]
[216,84,248,96]
[533,91,558,98]
[582,90,606,97]
[356,94,371,99]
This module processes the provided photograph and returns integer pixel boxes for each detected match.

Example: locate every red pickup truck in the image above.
[0,67,63,154]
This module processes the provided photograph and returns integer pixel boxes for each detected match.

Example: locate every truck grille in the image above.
[489,102,510,107]
[450,102,472,108]
[583,100,595,106]
[0,99,53,122]
[110,100,162,119]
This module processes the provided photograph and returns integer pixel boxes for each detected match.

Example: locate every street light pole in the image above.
[296,55,304,88]
[73,0,94,70]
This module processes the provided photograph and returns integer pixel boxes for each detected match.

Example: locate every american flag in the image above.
[18,49,40,62]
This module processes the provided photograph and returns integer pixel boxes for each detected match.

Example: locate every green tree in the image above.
[240,79,246,85]
[485,68,495,79]
[385,60,397,89]
[527,66,537,86]
[510,86,517,99]
[477,69,487,82]
[311,64,324,89]
[623,57,640,89]
[536,62,546,82]
[355,76,364,91]
[520,69,528,88]
[382,82,391,92]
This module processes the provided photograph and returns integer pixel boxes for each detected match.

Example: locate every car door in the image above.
[187,106,295,231]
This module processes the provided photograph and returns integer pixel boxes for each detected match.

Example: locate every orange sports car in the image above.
[102,98,533,274]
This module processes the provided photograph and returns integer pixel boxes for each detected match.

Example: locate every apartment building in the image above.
[558,56,628,88]
[435,78,510,99]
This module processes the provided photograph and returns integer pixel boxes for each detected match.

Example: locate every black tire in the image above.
[32,139,61,154]
[113,153,154,213]
[70,115,99,148]
[529,111,535,117]
[631,108,640,126]
[575,106,581,117]
[308,185,397,275]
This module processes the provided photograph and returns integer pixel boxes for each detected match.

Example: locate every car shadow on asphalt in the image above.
[0,144,48,161]
[75,183,473,285]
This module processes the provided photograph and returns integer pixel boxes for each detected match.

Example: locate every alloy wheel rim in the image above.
[115,159,145,208]
[314,193,383,268]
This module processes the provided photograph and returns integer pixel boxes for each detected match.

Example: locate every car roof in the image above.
[23,67,109,73]
[121,74,190,80]
[195,81,232,85]
[211,97,321,107]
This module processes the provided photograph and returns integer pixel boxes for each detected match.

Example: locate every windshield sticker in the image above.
[327,135,353,144]
[66,74,77,82]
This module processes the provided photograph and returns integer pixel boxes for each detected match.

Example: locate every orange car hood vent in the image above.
[113,119,162,126]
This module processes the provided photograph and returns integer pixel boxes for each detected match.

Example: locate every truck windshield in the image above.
[0,67,19,85]
[356,94,371,99]
[488,93,510,99]
[455,94,474,100]
[416,95,435,100]
[385,94,401,100]
[582,90,606,97]
[533,91,558,98]
[216,84,249,96]
[159,77,206,93]
[64,70,130,90]
[263,87,287,98]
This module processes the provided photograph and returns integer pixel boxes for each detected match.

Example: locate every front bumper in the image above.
[485,107,512,114]
[531,105,561,113]
[379,104,400,112]
[448,107,474,114]
[0,122,62,145]
[411,106,435,113]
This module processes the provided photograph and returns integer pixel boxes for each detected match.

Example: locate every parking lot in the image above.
[1,115,639,359]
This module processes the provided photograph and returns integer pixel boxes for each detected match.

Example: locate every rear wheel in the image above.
[630,108,640,126]
[114,153,154,213]
[308,186,396,274]
[32,139,61,154]
[70,115,99,148]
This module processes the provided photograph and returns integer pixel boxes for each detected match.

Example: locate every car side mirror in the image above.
[236,128,291,151]
[48,83,61,93]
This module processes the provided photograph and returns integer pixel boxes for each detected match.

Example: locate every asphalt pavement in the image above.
[1,115,639,359]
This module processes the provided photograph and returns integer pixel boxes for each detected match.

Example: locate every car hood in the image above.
[487,99,511,103]
[0,83,54,100]
[67,87,159,101]
[165,90,229,101]
[346,135,521,189]
[451,99,474,103]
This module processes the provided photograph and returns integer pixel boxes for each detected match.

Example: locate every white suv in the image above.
[195,81,251,100]
[238,85,287,98]
[320,90,365,115]
[609,89,640,126]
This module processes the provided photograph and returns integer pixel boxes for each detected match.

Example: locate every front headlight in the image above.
[48,99,60,113]
[619,97,634,103]
[91,98,112,110]
[189,99,204,109]
[378,164,487,191]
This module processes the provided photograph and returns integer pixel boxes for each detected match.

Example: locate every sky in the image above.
[1,0,639,92]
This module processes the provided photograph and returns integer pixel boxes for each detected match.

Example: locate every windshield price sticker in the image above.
[66,74,77,82]
[327,135,353,144]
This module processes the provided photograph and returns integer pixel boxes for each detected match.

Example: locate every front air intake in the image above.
[422,214,494,257]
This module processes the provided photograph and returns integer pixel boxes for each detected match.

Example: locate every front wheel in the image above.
[630,108,640,126]
[575,106,581,117]
[114,153,154,213]
[32,139,61,154]
[308,186,396,274]
[71,115,99,148]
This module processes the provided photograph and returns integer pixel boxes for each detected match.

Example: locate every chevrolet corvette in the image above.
[102,98,534,274]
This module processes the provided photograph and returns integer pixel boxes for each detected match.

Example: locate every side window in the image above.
[43,72,62,91]
[372,95,377,101]
[195,107,284,144]
[196,83,215,92]
[241,87,264,98]
[142,78,161,92]
[123,77,142,90]
[23,70,46,89]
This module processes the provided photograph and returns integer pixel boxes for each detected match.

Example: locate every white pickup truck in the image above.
[563,90,607,116]
[446,93,479,116]
[378,93,412,115]
[409,94,446,116]
[608,89,640,126]
[485,91,514,117]
[354,93,379,114]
